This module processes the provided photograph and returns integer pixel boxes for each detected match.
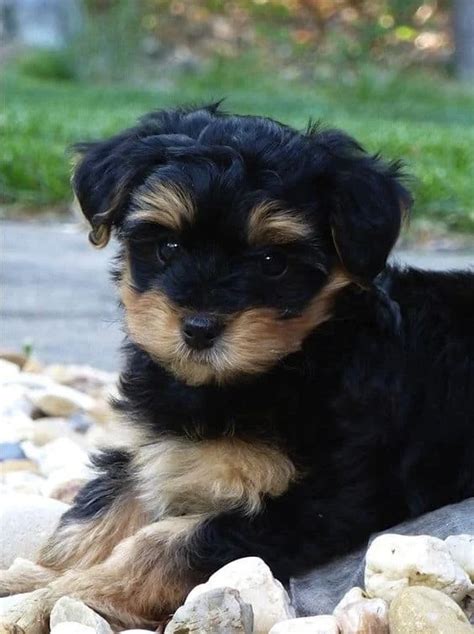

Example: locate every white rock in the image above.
[0,359,20,379]
[28,384,96,417]
[445,535,474,580]
[365,533,473,604]
[165,587,253,633]
[0,412,35,443]
[0,385,35,418]
[21,438,91,478]
[186,557,294,634]
[0,592,34,617]
[27,417,88,449]
[44,364,117,392]
[335,598,389,633]
[269,615,340,633]
[0,494,69,567]
[51,623,96,634]
[2,372,55,390]
[333,587,367,616]
[51,597,113,634]
[0,471,46,496]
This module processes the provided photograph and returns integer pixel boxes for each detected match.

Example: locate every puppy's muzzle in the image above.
[182,314,224,351]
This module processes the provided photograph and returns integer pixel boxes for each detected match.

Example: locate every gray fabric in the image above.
[289,498,474,616]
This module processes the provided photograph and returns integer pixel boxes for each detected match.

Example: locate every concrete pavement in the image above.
[1,221,472,370]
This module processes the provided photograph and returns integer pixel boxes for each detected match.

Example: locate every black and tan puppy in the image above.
[1,104,473,630]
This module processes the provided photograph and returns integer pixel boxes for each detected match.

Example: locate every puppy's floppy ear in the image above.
[72,129,154,248]
[313,130,412,281]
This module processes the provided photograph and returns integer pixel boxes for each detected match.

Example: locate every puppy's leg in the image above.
[0,560,57,597]
[0,449,147,597]
[1,515,205,632]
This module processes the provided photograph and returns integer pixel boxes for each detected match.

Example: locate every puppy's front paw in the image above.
[0,560,57,597]
[0,588,53,634]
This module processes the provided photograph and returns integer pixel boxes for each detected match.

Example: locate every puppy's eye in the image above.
[157,240,180,264]
[260,251,288,278]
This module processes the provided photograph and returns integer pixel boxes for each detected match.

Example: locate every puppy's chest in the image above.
[132,436,297,519]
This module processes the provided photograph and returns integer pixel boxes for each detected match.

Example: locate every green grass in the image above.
[2,60,474,232]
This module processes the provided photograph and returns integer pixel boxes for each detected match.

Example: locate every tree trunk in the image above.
[454,0,474,80]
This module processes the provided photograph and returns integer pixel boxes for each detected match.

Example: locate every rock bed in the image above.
[1,355,473,633]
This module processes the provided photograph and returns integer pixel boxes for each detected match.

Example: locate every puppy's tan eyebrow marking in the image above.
[248,201,313,245]
[131,180,195,231]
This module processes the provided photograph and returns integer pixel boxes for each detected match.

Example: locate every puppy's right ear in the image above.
[72,130,154,248]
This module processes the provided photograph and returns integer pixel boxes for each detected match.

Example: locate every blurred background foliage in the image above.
[1,0,473,233]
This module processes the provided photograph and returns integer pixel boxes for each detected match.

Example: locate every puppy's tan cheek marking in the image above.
[219,270,350,378]
[120,267,219,385]
[248,201,313,245]
[132,436,297,519]
[120,279,184,362]
[130,180,195,231]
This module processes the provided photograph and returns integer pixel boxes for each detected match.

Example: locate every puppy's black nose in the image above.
[182,314,223,350]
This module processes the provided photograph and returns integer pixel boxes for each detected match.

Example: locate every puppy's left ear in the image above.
[315,131,412,281]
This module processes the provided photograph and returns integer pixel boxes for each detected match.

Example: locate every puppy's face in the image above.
[73,106,410,385]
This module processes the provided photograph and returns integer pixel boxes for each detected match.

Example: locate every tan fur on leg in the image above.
[38,496,149,571]
[40,515,204,629]
[0,560,58,597]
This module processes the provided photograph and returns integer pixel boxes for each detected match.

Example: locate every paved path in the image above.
[1,221,473,370]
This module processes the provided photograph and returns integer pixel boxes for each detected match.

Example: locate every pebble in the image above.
[388,585,472,633]
[0,351,28,368]
[0,412,35,443]
[28,384,96,417]
[50,597,114,634]
[44,364,117,394]
[0,494,69,568]
[43,476,86,504]
[186,557,294,634]
[28,417,87,448]
[21,438,91,478]
[68,412,93,434]
[445,534,474,580]
[333,587,367,615]
[165,587,253,633]
[0,458,38,473]
[0,592,33,617]
[269,615,340,633]
[51,623,97,634]
[0,587,51,634]
[0,385,36,418]
[335,598,389,633]
[0,471,46,496]
[0,359,20,378]
[0,442,26,461]
[364,533,472,603]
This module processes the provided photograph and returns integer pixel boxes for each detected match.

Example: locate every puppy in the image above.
[1,104,473,630]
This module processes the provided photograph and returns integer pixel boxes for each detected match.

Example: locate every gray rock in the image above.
[269,615,340,633]
[165,587,253,634]
[335,598,389,633]
[50,597,113,634]
[28,384,95,418]
[0,441,26,461]
[51,623,97,634]
[389,586,472,634]
[0,493,68,567]
[186,557,294,634]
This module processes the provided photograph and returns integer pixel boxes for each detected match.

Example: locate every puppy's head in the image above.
[73,105,411,385]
